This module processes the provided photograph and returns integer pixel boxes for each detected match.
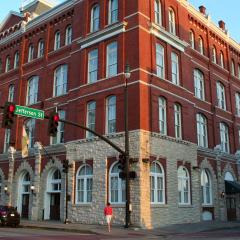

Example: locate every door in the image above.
[21,194,29,218]
[50,193,60,220]
[226,197,236,221]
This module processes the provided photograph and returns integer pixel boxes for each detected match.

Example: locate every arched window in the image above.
[189,30,195,48]
[25,119,36,148]
[220,122,229,153]
[28,44,34,62]
[91,4,100,32]
[196,113,208,147]
[212,46,217,63]
[168,8,176,35]
[109,0,118,24]
[54,64,68,97]
[171,52,179,85]
[201,169,212,205]
[178,166,190,204]
[235,92,240,116]
[220,51,224,68]
[194,69,205,100]
[174,103,182,139]
[37,39,44,58]
[198,37,204,55]
[231,59,235,76]
[150,161,165,203]
[76,164,93,203]
[54,31,61,50]
[109,162,125,203]
[216,81,226,110]
[106,95,116,134]
[159,97,167,135]
[154,0,162,25]
[14,51,19,69]
[156,43,165,78]
[26,76,39,105]
[224,171,234,181]
[86,101,96,138]
[65,25,72,45]
[22,172,30,194]
[8,84,14,102]
[5,56,10,72]
[49,169,61,192]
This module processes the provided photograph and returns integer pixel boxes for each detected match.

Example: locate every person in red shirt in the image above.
[104,202,113,232]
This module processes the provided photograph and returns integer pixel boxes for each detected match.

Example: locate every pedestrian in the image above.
[104,202,113,232]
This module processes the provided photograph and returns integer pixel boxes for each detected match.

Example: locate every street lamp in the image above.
[124,63,131,228]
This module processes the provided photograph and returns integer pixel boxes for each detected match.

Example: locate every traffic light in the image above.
[63,159,69,173]
[48,111,59,137]
[118,154,126,179]
[2,102,16,129]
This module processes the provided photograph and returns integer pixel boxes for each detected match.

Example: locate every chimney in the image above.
[218,20,226,31]
[199,5,206,15]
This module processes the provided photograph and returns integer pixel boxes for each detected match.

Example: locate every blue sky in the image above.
[0,0,240,42]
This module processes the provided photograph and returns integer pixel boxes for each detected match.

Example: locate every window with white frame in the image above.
[54,64,68,96]
[159,97,167,135]
[8,85,14,102]
[86,101,96,138]
[231,59,235,76]
[171,52,179,85]
[220,122,230,153]
[109,0,118,24]
[28,44,34,62]
[51,110,65,145]
[3,129,10,153]
[156,43,164,78]
[91,4,100,32]
[196,113,208,148]
[178,166,190,204]
[5,56,10,72]
[150,161,165,203]
[194,69,205,100]
[168,8,176,35]
[14,51,19,69]
[25,119,36,148]
[106,96,116,134]
[201,169,212,205]
[220,51,224,68]
[198,37,204,55]
[189,30,195,48]
[109,162,125,203]
[174,104,182,139]
[106,41,118,77]
[26,76,39,105]
[54,31,61,50]
[76,164,93,203]
[37,39,44,58]
[154,0,162,25]
[212,47,217,63]
[50,169,61,192]
[235,92,240,116]
[88,49,98,83]
[238,64,240,79]
[216,81,226,110]
[65,25,72,45]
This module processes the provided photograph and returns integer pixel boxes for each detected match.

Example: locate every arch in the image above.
[201,168,212,205]
[178,166,190,204]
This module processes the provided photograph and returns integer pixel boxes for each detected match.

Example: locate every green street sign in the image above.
[15,105,45,120]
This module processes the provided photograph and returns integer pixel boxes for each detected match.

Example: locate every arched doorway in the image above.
[44,169,61,220]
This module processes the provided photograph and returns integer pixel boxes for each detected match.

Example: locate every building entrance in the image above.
[50,193,60,220]
[226,197,236,221]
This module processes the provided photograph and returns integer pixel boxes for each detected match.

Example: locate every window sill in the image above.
[202,204,213,207]
[74,203,92,207]
[110,203,125,207]
[151,203,167,208]
[178,204,192,208]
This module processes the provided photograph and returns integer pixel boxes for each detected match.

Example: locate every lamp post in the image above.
[124,64,131,228]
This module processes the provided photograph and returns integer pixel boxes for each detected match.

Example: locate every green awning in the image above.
[225,180,240,194]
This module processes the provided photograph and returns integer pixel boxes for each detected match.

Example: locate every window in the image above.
[212,47,217,63]
[91,4,100,32]
[76,165,93,203]
[106,96,116,134]
[220,122,229,153]
[198,37,204,55]
[88,49,98,83]
[150,161,165,203]
[171,52,179,85]
[156,43,164,78]
[220,51,224,68]
[174,104,182,139]
[21,172,30,194]
[65,25,72,45]
[54,31,61,50]
[168,8,176,35]
[37,39,44,58]
[159,97,167,135]
[231,59,235,76]
[3,129,10,153]
[109,0,118,24]
[236,92,240,116]
[54,64,68,96]
[238,64,240,79]
[14,51,19,69]
[194,69,205,100]
[189,30,195,48]
[196,113,208,148]
[28,44,34,62]
[5,56,10,72]
[25,119,36,148]
[86,101,96,138]
[106,42,117,77]
[201,169,212,205]
[216,81,226,110]
[51,110,65,145]
[109,162,125,203]
[154,0,162,25]
[50,169,61,192]
[26,76,39,105]
[178,166,190,204]
[8,85,14,102]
